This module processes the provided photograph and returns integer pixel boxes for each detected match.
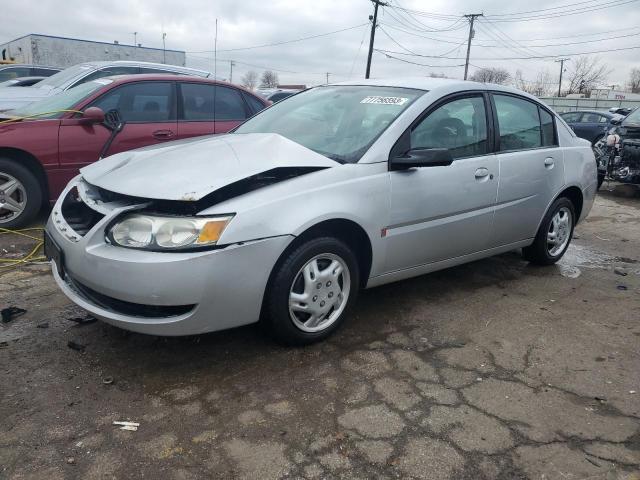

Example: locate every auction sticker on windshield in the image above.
[360,96,409,105]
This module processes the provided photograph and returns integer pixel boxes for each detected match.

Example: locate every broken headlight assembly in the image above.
[107,214,234,251]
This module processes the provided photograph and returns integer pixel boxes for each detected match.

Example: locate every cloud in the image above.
[2,0,638,88]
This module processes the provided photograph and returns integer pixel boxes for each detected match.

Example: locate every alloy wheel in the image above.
[288,253,351,333]
[547,206,572,256]
[0,172,27,224]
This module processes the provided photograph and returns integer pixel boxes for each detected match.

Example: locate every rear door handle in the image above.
[544,157,554,169]
[152,129,175,140]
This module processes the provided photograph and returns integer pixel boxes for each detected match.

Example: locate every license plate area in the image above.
[44,230,64,277]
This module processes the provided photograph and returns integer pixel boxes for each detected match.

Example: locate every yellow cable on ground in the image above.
[0,227,47,269]
[0,109,84,125]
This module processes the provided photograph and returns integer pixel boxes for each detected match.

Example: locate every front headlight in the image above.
[108,214,233,251]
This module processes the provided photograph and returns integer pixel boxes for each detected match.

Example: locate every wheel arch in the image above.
[265,218,374,298]
[556,185,584,222]
[0,147,49,205]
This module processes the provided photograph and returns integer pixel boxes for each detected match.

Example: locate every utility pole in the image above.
[162,32,167,64]
[463,14,483,80]
[326,72,330,84]
[229,60,235,83]
[555,58,569,97]
[365,0,387,79]
[133,32,138,46]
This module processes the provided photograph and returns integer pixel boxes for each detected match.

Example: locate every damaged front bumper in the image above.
[46,177,293,336]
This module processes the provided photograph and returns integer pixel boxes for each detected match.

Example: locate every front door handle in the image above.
[544,157,555,169]
[152,129,175,140]
[475,167,490,179]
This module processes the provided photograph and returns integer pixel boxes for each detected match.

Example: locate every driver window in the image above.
[410,96,488,159]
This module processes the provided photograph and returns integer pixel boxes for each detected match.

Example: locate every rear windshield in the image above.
[235,85,424,163]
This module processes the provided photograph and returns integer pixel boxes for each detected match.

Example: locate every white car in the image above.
[46,77,596,345]
[0,61,211,111]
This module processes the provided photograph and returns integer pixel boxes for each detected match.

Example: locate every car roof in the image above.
[561,110,612,116]
[331,76,544,101]
[76,60,211,76]
[0,63,59,70]
[99,74,267,99]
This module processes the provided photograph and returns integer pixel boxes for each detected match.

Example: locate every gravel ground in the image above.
[1,187,639,480]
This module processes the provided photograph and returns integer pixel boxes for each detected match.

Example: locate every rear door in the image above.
[579,112,608,143]
[58,81,177,169]
[177,83,254,137]
[490,93,564,246]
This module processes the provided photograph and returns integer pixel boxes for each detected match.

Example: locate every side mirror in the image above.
[390,148,454,170]
[610,118,622,125]
[80,107,105,125]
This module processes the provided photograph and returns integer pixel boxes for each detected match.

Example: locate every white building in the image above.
[0,34,185,68]
[591,88,640,101]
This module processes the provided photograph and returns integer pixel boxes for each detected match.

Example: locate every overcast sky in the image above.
[2,0,639,89]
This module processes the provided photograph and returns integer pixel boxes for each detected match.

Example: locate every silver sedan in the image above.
[45,77,596,345]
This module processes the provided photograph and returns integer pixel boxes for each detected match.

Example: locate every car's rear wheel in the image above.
[0,158,42,229]
[523,197,575,265]
[266,236,359,345]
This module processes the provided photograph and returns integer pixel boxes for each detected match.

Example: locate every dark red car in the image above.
[0,75,269,228]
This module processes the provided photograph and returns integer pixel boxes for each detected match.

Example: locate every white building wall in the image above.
[0,35,185,68]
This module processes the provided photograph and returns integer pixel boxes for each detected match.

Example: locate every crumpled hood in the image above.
[0,86,54,111]
[81,133,338,200]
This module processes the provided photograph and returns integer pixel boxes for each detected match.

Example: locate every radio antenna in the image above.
[213,18,218,133]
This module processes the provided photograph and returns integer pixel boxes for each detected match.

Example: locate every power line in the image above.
[375,43,640,60]
[376,50,466,68]
[484,0,639,21]
[187,23,368,53]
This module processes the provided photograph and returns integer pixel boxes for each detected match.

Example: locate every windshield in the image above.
[6,80,110,119]
[623,108,640,125]
[235,85,424,163]
[36,64,96,90]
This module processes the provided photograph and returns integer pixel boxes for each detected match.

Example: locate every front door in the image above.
[385,93,499,272]
[58,81,177,170]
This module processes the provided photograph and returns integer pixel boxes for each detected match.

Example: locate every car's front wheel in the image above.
[0,158,42,229]
[523,197,575,265]
[266,236,359,345]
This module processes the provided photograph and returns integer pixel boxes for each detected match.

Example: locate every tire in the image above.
[266,236,360,346]
[597,172,605,190]
[523,197,575,266]
[0,158,42,229]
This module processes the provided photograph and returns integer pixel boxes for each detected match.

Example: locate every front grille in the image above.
[61,187,105,236]
[66,273,196,318]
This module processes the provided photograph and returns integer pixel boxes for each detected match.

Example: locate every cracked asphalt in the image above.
[1,187,640,480]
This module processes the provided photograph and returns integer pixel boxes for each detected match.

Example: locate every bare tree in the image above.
[260,70,279,88]
[241,70,258,90]
[565,56,610,95]
[629,68,640,94]
[514,69,554,97]
[469,67,511,85]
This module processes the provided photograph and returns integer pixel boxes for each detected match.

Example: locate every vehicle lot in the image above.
[1,189,639,479]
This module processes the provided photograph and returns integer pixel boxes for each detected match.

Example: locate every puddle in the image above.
[557,244,614,279]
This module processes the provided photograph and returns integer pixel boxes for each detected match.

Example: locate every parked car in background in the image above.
[264,89,300,103]
[0,76,46,88]
[0,64,59,83]
[0,74,268,228]
[0,61,212,112]
[44,78,595,345]
[559,110,622,144]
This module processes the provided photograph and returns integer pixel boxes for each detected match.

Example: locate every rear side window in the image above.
[494,95,542,151]
[540,109,556,147]
[0,67,30,81]
[243,92,266,115]
[561,112,581,123]
[215,86,247,120]
[73,67,140,87]
[91,82,175,122]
